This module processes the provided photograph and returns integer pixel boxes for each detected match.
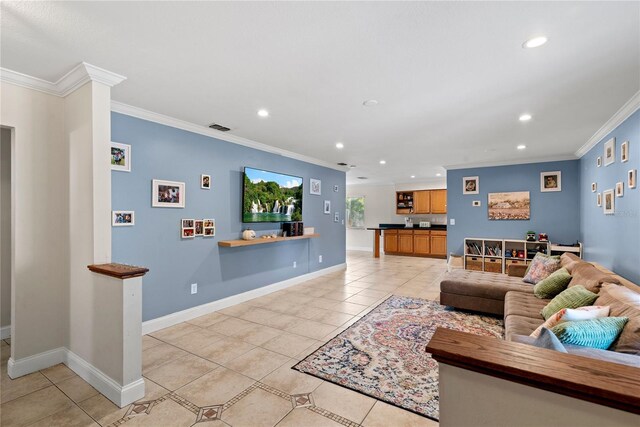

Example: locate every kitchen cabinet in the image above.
[430,189,447,214]
[398,230,414,253]
[413,190,431,214]
[384,229,398,253]
[413,230,431,255]
[382,228,447,258]
[430,230,447,256]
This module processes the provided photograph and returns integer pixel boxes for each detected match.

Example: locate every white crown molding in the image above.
[444,154,578,170]
[111,101,348,172]
[0,63,126,97]
[575,91,640,158]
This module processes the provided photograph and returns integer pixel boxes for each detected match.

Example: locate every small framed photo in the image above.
[463,176,479,194]
[182,228,195,239]
[203,219,216,237]
[629,169,637,189]
[323,200,331,214]
[597,193,602,207]
[472,200,481,207]
[310,178,321,195]
[111,142,131,172]
[181,219,195,239]
[596,156,602,167]
[616,182,624,197]
[203,219,215,228]
[621,141,629,163]
[603,189,614,214]
[182,219,194,229]
[334,211,339,223]
[540,171,561,192]
[194,220,204,236]
[152,179,185,208]
[333,184,339,192]
[604,137,615,166]
[112,210,134,226]
[201,174,211,189]
[203,226,216,237]
[591,182,597,192]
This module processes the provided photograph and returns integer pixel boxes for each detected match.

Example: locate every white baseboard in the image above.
[8,347,144,408]
[142,263,347,336]
[0,325,11,339]
[346,246,373,252]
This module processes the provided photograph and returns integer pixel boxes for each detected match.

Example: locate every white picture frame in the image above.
[334,211,339,223]
[194,220,204,236]
[323,200,331,214]
[110,142,131,172]
[616,182,624,198]
[463,176,479,194]
[604,137,615,166]
[596,156,602,167]
[152,179,185,208]
[472,201,481,207]
[597,193,602,207]
[591,182,597,192]
[112,210,134,226]
[603,189,614,214]
[333,184,339,192]
[201,174,211,189]
[203,219,216,237]
[540,171,561,192]
[310,178,321,195]
[621,140,629,163]
[181,218,195,239]
[629,169,637,189]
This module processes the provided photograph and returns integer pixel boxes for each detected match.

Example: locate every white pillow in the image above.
[530,306,610,338]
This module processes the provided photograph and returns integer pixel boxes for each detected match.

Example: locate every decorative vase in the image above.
[242,229,256,240]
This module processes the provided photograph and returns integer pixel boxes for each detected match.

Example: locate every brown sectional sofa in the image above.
[440,253,640,366]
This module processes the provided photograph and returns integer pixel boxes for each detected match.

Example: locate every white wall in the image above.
[0,82,70,358]
[1,128,11,331]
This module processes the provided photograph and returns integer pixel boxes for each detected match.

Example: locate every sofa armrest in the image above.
[507,264,527,277]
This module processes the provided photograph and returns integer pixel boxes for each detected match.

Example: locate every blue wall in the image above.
[447,160,581,256]
[579,109,640,283]
[111,113,346,321]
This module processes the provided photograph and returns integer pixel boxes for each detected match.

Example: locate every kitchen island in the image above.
[366,224,447,259]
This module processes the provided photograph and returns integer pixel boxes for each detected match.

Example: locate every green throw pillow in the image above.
[540,285,598,320]
[551,317,629,350]
[534,267,572,299]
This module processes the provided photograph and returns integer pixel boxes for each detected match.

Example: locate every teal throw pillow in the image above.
[540,285,598,320]
[534,267,572,299]
[551,317,629,350]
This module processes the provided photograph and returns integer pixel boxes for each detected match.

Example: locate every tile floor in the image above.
[1,251,445,426]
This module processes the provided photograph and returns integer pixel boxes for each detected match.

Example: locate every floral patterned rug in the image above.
[293,296,504,421]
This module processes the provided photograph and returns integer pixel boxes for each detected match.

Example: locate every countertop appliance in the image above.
[419,221,431,228]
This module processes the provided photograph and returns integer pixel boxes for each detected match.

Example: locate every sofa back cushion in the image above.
[560,252,582,274]
[567,262,619,294]
[595,283,640,355]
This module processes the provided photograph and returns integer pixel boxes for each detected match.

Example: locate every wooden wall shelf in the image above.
[218,233,319,247]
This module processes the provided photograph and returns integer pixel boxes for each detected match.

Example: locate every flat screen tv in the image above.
[242,167,303,223]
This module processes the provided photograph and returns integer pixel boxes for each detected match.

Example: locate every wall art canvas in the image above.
[323,200,331,214]
[603,189,614,214]
[540,171,561,192]
[488,191,530,220]
[112,210,134,226]
[152,179,185,208]
[201,174,211,189]
[604,137,615,166]
[310,178,322,195]
[616,182,624,197]
[621,140,629,163]
[463,176,479,194]
[111,142,131,172]
[629,169,637,189]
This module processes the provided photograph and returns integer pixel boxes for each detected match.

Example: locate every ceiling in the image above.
[2,1,639,185]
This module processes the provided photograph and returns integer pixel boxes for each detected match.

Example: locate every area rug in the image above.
[293,296,504,421]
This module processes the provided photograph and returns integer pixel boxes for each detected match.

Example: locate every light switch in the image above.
[450,219,455,225]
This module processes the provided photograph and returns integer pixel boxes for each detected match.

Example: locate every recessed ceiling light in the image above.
[257,109,269,117]
[523,36,548,49]
[379,160,386,165]
[349,165,356,168]
[363,99,379,107]
[410,175,416,178]
[335,142,344,149]
[519,113,532,122]
[517,144,527,150]
[436,173,442,177]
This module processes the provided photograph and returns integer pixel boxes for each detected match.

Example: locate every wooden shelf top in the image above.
[426,328,640,414]
[218,233,319,247]
[87,263,149,279]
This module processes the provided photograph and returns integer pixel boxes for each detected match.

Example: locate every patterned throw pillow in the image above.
[523,253,561,284]
[530,305,610,337]
[533,267,572,299]
[551,317,629,350]
[541,285,599,320]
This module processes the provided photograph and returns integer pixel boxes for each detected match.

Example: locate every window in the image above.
[346,196,365,229]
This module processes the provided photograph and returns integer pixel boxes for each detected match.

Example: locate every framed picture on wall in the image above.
[201,174,211,189]
[597,193,602,207]
[203,219,216,237]
[603,189,614,214]
[323,200,331,214]
[194,220,204,236]
[540,171,561,192]
[110,142,131,172]
[310,178,321,195]
[463,176,479,194]
[488,191,530,220]
[181,219,195,239]
[616,182,624,198]
[112,210,134,226]
[334,211,340,223]
[152,179,185,208]
[621,141,629,163]
[604,137,615,166]
[629,169,637,189]
[596,156,602,167]
[591,182,597,192]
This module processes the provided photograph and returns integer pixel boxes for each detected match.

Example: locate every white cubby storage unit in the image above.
[464,238,555,274]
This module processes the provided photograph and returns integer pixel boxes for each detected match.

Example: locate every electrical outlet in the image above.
[191,283,197,294]
[293,261,297,268]
[319,255,323,263]
[450,218,455,225]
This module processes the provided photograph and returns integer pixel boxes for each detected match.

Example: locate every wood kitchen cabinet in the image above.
[430,189,447,214]
[383,228,446,258]
[413,190,431,214]
[398,230,414,253]
[384,229,398,253]
[430,230,447,256]
[413,230,431,255]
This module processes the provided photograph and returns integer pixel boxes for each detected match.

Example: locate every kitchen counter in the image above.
[366,224,447,258]
[368,223,447,231]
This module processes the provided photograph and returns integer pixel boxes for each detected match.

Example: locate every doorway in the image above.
[1,127,12,340]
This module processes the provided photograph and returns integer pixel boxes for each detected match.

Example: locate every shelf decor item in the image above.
[526,231,536,242]
[463,176,479,195]
[488,191,530,220]
[621,140,629,163]
[310,178,321,195]
[538,233,549,242]
[152,179,185,208]
[604,137,615,166]
[110,142,131,172]
[603,189,614,214]
[112,210,134,226]
[201,174,211,189]
[242,229,256,240]
[540,171,561,192]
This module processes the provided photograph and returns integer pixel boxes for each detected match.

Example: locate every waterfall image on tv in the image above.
[242,167,303,223]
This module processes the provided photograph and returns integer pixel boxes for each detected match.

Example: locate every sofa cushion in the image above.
[531,327,567,352]
[560,252,582,274]
[551,317,629,350]
[523,253,561,284]
[567,262,619,294]
[505,315,542,341]
[533,267,572,299]
[541,285,599,320]
[530,306,610,338]
[595,283,640,355]
[441,270,534,301]
[504,291,548,319]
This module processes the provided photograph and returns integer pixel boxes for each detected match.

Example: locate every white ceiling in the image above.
[2,1,639,185]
